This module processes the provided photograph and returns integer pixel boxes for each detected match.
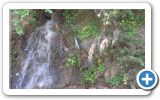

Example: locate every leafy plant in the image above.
[11,9,37,36]
[78,21,100,40]
[29,17,36,25]
[82,59,105,84]
[82,66,97,84]
[97,59,105,73]
[63,10,100,40]
[63,10,75,25]
[120,10,144,37]
[106,73,130,87]
[106,74,124,87]
[11,10,30,36]
[15,26,24,36]
[104,10,145,87]
[70,24,79,33]
[66,53,79,67]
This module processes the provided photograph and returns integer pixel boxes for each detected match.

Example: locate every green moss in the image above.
[78,21,100,40]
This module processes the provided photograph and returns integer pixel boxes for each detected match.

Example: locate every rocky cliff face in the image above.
[10,9,144,89]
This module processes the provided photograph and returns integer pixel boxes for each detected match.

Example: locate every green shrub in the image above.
[11,9,37,36]
[78,21,100,40]
[106,74,124,87]
[63,10,75,25]
[70,24,79,33]
[97,59,105,73]
[66,53,79,67]
[63,10,100,40]
[11,10,30,36]
[82,66,97,84]
[106,73,129,87]
[104,10,145,86]
[82,59,105,84]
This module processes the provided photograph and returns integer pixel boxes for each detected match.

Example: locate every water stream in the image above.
[16,20,57,89]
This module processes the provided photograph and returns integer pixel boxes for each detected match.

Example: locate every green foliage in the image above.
[78,21,100,40]
[11,9,37,36]
[64,14,74,25]
[106,73,129,87]
[29,17,36,25]
[13,9,30,20]
[106,75,123,87]
[103,10,144,27]
[120,10,144,36]
[103,10,120,25]
[11,10,30,36]
[70,24,79,33]
[97,59,105,73]
[104,10,145,86]
[82,59,105,84]
[63,10,79,35]
[15,26,24,36]
[63,10,100,40]
[63,10,75,25]
[82,66,97,84]
[120,10,145,27]
[66,53,79,67]
[111,32,144,67]
[106,10,145,68]
[103,10,144,37]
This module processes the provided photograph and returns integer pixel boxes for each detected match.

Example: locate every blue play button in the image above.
[136,69,158,90]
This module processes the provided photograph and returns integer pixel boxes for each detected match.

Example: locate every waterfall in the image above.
[16,20,57,89]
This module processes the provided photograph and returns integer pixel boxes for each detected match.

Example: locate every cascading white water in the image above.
[16,20,57,89]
